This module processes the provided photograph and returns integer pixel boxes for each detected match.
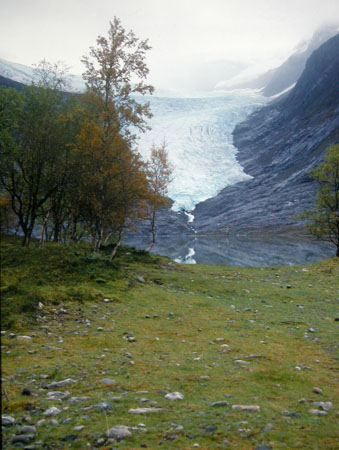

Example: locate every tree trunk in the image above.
[39,211,50,248]
[147,208,156,252]
[111,229,123,259]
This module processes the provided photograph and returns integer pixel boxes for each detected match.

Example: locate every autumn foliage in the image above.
[0,18,172,255]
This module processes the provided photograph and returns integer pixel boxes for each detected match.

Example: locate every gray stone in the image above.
[46,378,77,389]
[313,401,333,411]
[255,446,272,450]
[46,390,70,400]
[309,409,328,416]
[165,392,184,401]
[68,396,90,403]
[128,408,162,414]
[21,387,32,396]
[232,405,260,412]
[101,378,116,386]
[43,407,61,416]
[19,425,36,434]
[136,276,145,283]
[62,418,73,424]
[11,435,34,444]
[312,387,323,395]
[211,401,229,407]
[96,402,111,412]
[73,425,85,431]
[106,425,132,440]
[2,414,15,426]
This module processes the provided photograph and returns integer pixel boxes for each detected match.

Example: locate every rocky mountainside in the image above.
[193,33,339,233]
[224,24,339,97]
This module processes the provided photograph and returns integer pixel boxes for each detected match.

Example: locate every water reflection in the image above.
[123,233,335,267]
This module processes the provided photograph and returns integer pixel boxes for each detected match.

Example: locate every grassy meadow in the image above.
[1,235,338,449]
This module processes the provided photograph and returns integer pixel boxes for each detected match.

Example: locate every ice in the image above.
[137,92,266,211]
[175,247,196,264]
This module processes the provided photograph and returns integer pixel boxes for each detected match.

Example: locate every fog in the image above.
[1,0,338,91]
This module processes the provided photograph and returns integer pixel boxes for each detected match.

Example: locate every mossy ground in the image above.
[1,234,338,449]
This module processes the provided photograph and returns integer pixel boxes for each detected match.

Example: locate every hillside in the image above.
[1,235,339,448]
[193,33,339,233]
[219,24,339,97]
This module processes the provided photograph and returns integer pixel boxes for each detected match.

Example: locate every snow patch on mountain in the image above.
[0,58,85,92]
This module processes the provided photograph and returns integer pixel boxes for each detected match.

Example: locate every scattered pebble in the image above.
[2,415,15,426]
[106,425,132,439]
[128,408,162,414]
[232,405,260,412]
[165,392,184,401]
[312,387,323,395]
[43,407,61,416]
[46,378,77,389]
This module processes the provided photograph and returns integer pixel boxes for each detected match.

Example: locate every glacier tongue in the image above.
[137,92,266,211]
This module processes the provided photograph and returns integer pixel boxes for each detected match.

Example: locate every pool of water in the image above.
[123,233,335,267]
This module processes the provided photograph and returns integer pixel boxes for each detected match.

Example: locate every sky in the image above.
[1,0,338,91]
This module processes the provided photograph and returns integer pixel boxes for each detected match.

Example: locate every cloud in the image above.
[0,0,338,89]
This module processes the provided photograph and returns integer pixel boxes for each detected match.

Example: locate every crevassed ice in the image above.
[137,92,266,212]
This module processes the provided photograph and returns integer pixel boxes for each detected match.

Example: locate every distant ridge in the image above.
[216,24,339,97]
[0,74,25,90]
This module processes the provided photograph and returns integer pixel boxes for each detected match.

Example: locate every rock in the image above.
[69,396,90,403]
[50,419,59,426]
[163,432,179,440]
[281,411,301,418]
[96,402,111,412]
[312,387,323,395]
[210,401,229,407]
[46,378,77,389]
[128,408,162,414]
[309,409,328,416]
[255,446,272,450]
[2,415,15,426]
[165,392,184,401]
[313,401,333,411]
[232,405,260,412]
[46,390,70,400]
[17,335,32,341]
[21,387,32,396]
[222,439,231,446]
[11,434,34,444]
[234,360,250,365]
[73,425,85,431]
[101,378,116,386]
[205,424,217,432]
[19,425,36,434]
[106,425,132,440]
[43,407,61,416]
[136,276,145,283]
[62,418,73,424]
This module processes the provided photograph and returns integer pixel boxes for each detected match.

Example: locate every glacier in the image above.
[137,91,267,211]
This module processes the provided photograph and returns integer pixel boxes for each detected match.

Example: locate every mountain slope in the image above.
[193,33,339,233]
[218,24,339,97]
[0,57,85,92]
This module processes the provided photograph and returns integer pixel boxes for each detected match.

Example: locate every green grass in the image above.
[1,234,338,449]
